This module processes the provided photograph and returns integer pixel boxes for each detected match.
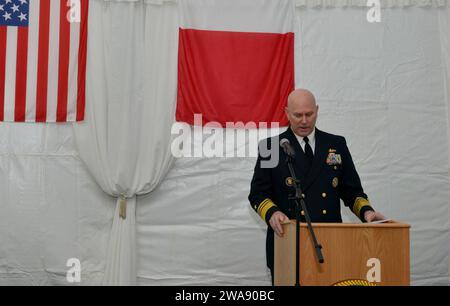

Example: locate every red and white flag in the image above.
[0,0,88,123]
[177,0,295,127]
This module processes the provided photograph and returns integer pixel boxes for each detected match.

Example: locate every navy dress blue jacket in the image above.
[249,127,373,271]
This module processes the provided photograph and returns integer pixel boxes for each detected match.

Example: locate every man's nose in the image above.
[300,116,307,124]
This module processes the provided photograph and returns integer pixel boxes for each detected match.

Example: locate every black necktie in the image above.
[304,137,314,173]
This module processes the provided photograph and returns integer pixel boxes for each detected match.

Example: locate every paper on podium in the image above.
[369,219,392,224]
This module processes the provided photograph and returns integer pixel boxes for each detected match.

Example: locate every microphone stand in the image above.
[285,154,324,287]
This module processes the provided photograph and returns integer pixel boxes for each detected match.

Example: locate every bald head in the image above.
[287,89,317,110]
[285,89,319,137]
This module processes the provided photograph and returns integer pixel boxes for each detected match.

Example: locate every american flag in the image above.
[0,0,88,122]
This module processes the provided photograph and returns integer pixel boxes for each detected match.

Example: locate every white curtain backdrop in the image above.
[294,0,449,7]
[439,9,450,170]
[0,124,113,285]
[294,6,450,285]
[72,0,178,285]
[0,1,449,286]
[104,0,449,8]
[440,13,450,285]
[136,4,450,286]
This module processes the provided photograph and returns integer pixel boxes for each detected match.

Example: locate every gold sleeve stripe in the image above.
[257,199,277,221]
[353,197,371,217]
[257,199,271,216]
[260,202,276,221]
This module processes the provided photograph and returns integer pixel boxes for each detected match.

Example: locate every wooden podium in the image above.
[275,221,410,286]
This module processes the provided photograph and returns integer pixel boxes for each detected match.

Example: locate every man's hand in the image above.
[269,211,290,237]
[364,210,386,223]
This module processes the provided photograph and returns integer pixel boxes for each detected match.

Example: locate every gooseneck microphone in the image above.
[280,138,296,157]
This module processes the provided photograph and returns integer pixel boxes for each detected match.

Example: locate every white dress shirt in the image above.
[293,128,316,154]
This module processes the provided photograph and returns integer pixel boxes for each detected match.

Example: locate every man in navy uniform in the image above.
[248,89,385,283]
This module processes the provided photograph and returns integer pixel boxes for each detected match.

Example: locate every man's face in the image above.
[285,97,319,137]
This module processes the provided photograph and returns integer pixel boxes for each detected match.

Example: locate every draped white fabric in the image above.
[72,0,178,285]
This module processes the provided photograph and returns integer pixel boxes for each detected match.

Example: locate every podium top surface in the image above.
[284,220,411,229]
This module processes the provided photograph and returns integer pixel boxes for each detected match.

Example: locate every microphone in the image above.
[280,138,296,157]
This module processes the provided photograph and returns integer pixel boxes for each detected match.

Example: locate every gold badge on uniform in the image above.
[332,177,339,188]
[327,153,342,165]
[286,177,295,187]
[329,149,337,153]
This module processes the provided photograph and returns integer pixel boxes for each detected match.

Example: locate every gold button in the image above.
[301,193,306,199]
[334,166,338,170]
[322,193,327,198]
[322,210,327,215]
[301,211,305,216]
